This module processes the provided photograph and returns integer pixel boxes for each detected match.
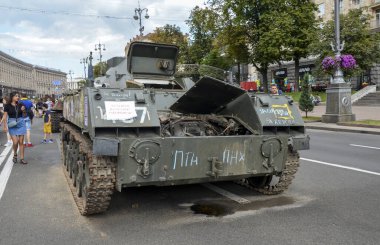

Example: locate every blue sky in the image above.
[0,0,204,80]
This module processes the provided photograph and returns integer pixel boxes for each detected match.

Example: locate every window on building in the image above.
[351,0,360,5]
[318,3,325,17]
[376,9,380,27]
[340,0,343,12]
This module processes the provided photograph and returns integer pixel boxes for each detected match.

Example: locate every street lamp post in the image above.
[331,0,345,84]
[94,42,106,63]
[95,42,106,76]
[322,0,355,123]
[87,51,94,87]
[68,70,74,90]
[80,58,88,80]
[134,1,149,36]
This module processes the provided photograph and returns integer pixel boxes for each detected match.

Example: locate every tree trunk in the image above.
[261,68,269,93]
[294,57,300,92]
[236,62,241,84]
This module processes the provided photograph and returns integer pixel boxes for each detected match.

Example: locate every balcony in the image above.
[370,0,380,9]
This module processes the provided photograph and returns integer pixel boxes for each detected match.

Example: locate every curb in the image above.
[337,123,380,128]
[305,125,380,135]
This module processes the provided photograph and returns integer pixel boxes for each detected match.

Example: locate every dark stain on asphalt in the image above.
[191,201,235,217]
[191,196,295,217]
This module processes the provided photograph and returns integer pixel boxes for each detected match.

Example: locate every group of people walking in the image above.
[0,92,54,165]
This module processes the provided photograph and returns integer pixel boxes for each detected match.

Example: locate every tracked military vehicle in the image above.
[51,100,63,133]
[61,41,309,215]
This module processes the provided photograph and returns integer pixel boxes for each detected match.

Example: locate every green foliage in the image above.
[288,91,326,103]
[93,62,107,78]
[213,16,249,69]
[148,24,192,64]
[78,79,86,88]
[298,74,314,117]
[198,65,226,80]
[343,120,380,126]
[186,6,219,63]
[302,116,321,122]
[280,0,318,91]
[312,8,380,77]
[200,49,231,70]
[207,0,294,91]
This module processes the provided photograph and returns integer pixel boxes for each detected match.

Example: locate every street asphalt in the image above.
[0,113,379,245]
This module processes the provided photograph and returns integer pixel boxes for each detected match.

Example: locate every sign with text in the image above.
[274,68,287,77]
[299,65,314,74]
[52,80,62,86]
[104,101,137,120]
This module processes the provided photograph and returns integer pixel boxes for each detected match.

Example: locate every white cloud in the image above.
[0,0,205,77]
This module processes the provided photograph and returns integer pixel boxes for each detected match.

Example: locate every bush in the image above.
[298,74,314,117]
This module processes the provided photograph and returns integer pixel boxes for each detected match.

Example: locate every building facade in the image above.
[0,50,66,99]
[262,0,380,91]
[66,77,85,90]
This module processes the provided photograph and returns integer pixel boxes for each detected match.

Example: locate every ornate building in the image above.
[314,0,380,27]
[0,50,66,98]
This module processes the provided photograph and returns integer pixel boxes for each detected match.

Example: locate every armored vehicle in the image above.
[61,41,309,215]
[51,100,63,133]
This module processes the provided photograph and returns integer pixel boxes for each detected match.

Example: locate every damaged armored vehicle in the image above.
[61,41,309,215]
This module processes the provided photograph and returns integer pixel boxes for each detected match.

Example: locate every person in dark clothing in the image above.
[36,100,44,118]
[20,93,34,147]
[2,92,28,164]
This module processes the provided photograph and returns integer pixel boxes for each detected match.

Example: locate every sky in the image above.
[0,0,205,80]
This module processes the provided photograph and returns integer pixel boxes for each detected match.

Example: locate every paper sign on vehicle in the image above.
[104,101,137,120]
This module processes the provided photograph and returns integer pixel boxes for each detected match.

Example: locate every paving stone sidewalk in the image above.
[299,104,380,135]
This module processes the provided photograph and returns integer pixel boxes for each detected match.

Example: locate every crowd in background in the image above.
[0,93,56,165]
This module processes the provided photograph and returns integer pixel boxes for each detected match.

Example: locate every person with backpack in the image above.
[20,93,34,147]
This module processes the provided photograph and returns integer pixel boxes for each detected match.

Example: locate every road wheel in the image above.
[247,175,273,188]
[51,111,62,133]
[246,150,300,195]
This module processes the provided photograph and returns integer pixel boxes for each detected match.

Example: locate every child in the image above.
[42,104,53,143]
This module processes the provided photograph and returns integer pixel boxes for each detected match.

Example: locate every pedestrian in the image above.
[45,97,53,110]
[20,93,34,147]
[36,99,44,117]
[42,103,53,144]
[2,92,28,164]
[0,96,13,146]
[270,84,279,95]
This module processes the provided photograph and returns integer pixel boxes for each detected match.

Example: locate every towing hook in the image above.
[141,148,150,176]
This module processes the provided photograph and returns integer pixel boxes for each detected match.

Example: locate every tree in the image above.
[78,79,86,88]
[93,62,107,78]
[312,8,380,77]
[148,24,191,64]
[186,6,219,64]
[299,74,314,118]
[208,0,290,92]
[281,0,318,92]
[214,21,250,82]
[200,49,231,70]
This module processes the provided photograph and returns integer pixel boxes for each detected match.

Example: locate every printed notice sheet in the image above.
[104,101,137,120]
